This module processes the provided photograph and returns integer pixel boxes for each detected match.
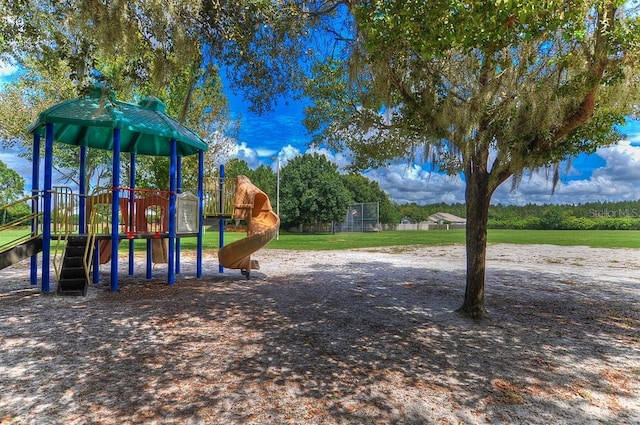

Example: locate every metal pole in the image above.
[197,150,204,278]
[30,133,40,286]
[79,145,87,233]
[271,156,280,240]
[175,155,181,275]
[128,152,136,276]
[110,128,121,292]
[41,123,54,293]
[168,139,177,285]
[218,164,225,273]
[276,157,280,240]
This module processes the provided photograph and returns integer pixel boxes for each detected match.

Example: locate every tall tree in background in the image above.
[0,0,237,191]
[0,160,26,224]
[280,153,350,230]
[0,160,24,205]
[304,1,640,318]
[341,173,398,224]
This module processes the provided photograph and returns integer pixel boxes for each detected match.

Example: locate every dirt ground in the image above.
[0,243,639,424]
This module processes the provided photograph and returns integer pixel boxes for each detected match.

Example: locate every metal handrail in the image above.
[203,177,236,218]
[83,187,111,282]
[0,194,41,254]
[52,186,75,279]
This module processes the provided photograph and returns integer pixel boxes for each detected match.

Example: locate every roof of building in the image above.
[428,212,467,223]
[27,85,208,157]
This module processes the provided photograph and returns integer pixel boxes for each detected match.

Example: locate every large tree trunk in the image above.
[458,168,492,320]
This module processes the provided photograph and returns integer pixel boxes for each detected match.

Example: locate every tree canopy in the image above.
[0,160,25,205]
[0,0,239,191]
[303,0,640,318]
[279,153,350,229]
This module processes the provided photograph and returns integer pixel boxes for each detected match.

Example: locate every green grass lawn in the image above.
[190,228,639,250]
[1,228,638,252]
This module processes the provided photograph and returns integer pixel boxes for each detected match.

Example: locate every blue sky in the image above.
[2,58,640,206]
[226,84,640,206]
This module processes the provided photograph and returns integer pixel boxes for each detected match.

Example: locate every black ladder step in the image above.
[60,266,86,279]
[62,256,84,268]
[57,278,88,296]
[64,246,86,257]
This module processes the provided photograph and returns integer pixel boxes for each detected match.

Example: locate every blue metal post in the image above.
[42,123,54,292]
[219,164,225,273]
[110,128,121,292]
[128,152,136,276]
[168,139,177,285]
[79,145,87,233]
[196,151,204,278]
[146,239,152,279]
[176,155,181,275]
[93,241,100,284]
[30,134,40,286]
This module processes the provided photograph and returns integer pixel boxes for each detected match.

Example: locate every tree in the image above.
[341,173,398,224]
[0,1,237,192]
[0,160,25,205]
[250,164,277,203]
[224,159,253,181]
[0,160,26,224]
[280,153,350,229]
[304,1,640,318]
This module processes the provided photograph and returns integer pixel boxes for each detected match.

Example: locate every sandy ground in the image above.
[0,243,639,424]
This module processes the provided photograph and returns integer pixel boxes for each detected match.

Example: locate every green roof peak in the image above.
[27,90,207,157]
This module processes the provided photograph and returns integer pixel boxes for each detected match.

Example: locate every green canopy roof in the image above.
[27,87,208,157]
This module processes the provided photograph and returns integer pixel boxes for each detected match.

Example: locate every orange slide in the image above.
[218,175,280,276]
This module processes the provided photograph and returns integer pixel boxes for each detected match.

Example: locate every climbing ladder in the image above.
[56,235,89,296]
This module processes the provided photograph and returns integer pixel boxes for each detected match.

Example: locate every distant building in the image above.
[427,212,467,225]
[397,212,466,231]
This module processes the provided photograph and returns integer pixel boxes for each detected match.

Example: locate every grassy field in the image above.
[190,228,640,250]
[1,228,638,251]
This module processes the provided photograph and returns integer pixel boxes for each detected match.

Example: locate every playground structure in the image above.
[218,175,280,276]
[0,86,279,295]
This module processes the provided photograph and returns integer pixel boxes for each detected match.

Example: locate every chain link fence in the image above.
[337,202,380,232]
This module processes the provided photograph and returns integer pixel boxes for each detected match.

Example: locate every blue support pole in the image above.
[79,145,87,233]
[30,134,40,286]
[110,128,121,292]
[93,241,100,284]
[128,152,136,276]
[42,123,54,292]
[176,155,181,275]
[218,164,225,274]
[146,239,152,279]
[196,151,204,278]
[168,139,177,285]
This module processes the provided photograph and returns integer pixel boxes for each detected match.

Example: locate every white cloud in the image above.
[592,139,640,181]
[278,144,301,165]
[493,140,640,205]
[255,147,278,158]
[0,59,18,89]
[231,141,260,168]
[229,132,640,206]
[0,60,17,78]
[306,145,351,170]
[366,164,465,205]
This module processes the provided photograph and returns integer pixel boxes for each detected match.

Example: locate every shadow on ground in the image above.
[0,257,638,424]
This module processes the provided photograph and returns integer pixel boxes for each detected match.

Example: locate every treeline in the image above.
[397,200,640,230]
[224,157,640,230]
[488,201,640,230]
